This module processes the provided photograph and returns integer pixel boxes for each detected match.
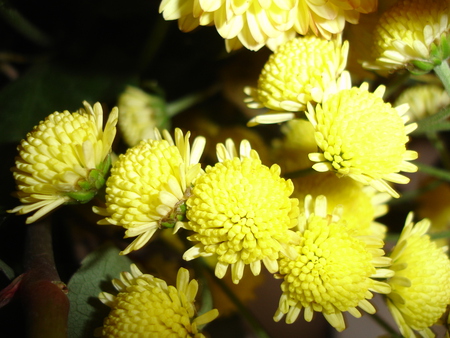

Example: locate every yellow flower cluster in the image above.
[183,142,300,284]
[96,265,219,337]
[364,0,450,73]
[159,0,377,51]
[244,35,348,113]
[94,128,206,255]
[387,213,450,337]
[306,83,418,198]
[8,102,118,223]
[274,195,393,331]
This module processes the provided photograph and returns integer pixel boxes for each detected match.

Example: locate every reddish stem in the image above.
[20,219,69,338]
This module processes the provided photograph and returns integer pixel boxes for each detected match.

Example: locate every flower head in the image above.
[96,264,219,337]
[244,35,349,113]
[8,102,118,224]
[117,85,169,147]
[394,84,450,122]
[387,213,450,338]
[306,83,418,198]
[274,195,393,332]
[363,0,450,74]
[159,0,377,52]
[93,128,206,255]
[183,140,300,284]
[292,172,389,238]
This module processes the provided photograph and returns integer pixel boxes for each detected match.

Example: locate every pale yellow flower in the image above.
[93,128,206,255]
[363,0,450,74]
[96,264,219,337]
[8,102,118,224]
[159,0,377,52]
[244,35,349,112]
[247,70,352,126]
[292,172,389,238]
[183,140,300,284]
[274,195,393,332]
[394,84,450,122]
[306,82,418,198]
[387,213,450,338]
[117,85,169,147]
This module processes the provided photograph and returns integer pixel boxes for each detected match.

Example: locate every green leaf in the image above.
[67,242,133,338]
[0,259,15,280]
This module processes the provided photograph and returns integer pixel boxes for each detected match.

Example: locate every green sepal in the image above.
[65,154,112,204]
[159,201,187,229]
[409,59,435,75]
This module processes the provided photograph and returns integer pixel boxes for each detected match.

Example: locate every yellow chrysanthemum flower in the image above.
[394,84,450,122]
[387,213,450,338]
[159,0,377,52]
[363,0,450,74]
[117,85,169,147]
[96,264,219,338]
[183,140,300,284]
[292,172,389,238]
[274,195,393,332]
[247,70,352,126]
[8,102,118,224]
[306,82,418,198]
[244,35,349,112]
[93,128,206,255]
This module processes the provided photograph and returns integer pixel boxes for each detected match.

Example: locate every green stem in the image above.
[0,2,51,47]
[196,258,272,338]
[416,162,450,182]
[166,84,220,117]
[434,61,450,96]
[20,219,69,338]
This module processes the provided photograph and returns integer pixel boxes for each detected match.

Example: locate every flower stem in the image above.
[416,162,450,182]
[166,84,220,118]
[20,219,69,338]
[196,258,272,338]
[434,61,450,96]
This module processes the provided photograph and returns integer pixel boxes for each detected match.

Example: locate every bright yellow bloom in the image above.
[93,128,206,255]
[274,195,393,332]
[96,264,219,338]
[387,213,450,338]
[306,83,418,198]
[183,141,300,284]
[292,172,389,238]
[247,70,352,126]
[394,84,450,122]
[117,85,169,147]
[363,0,450,73]
[244,35,348,112]
[159,0,377,52]
[8,102,118,224]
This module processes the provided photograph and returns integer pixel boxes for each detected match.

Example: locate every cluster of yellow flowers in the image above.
[7,0,450,336]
